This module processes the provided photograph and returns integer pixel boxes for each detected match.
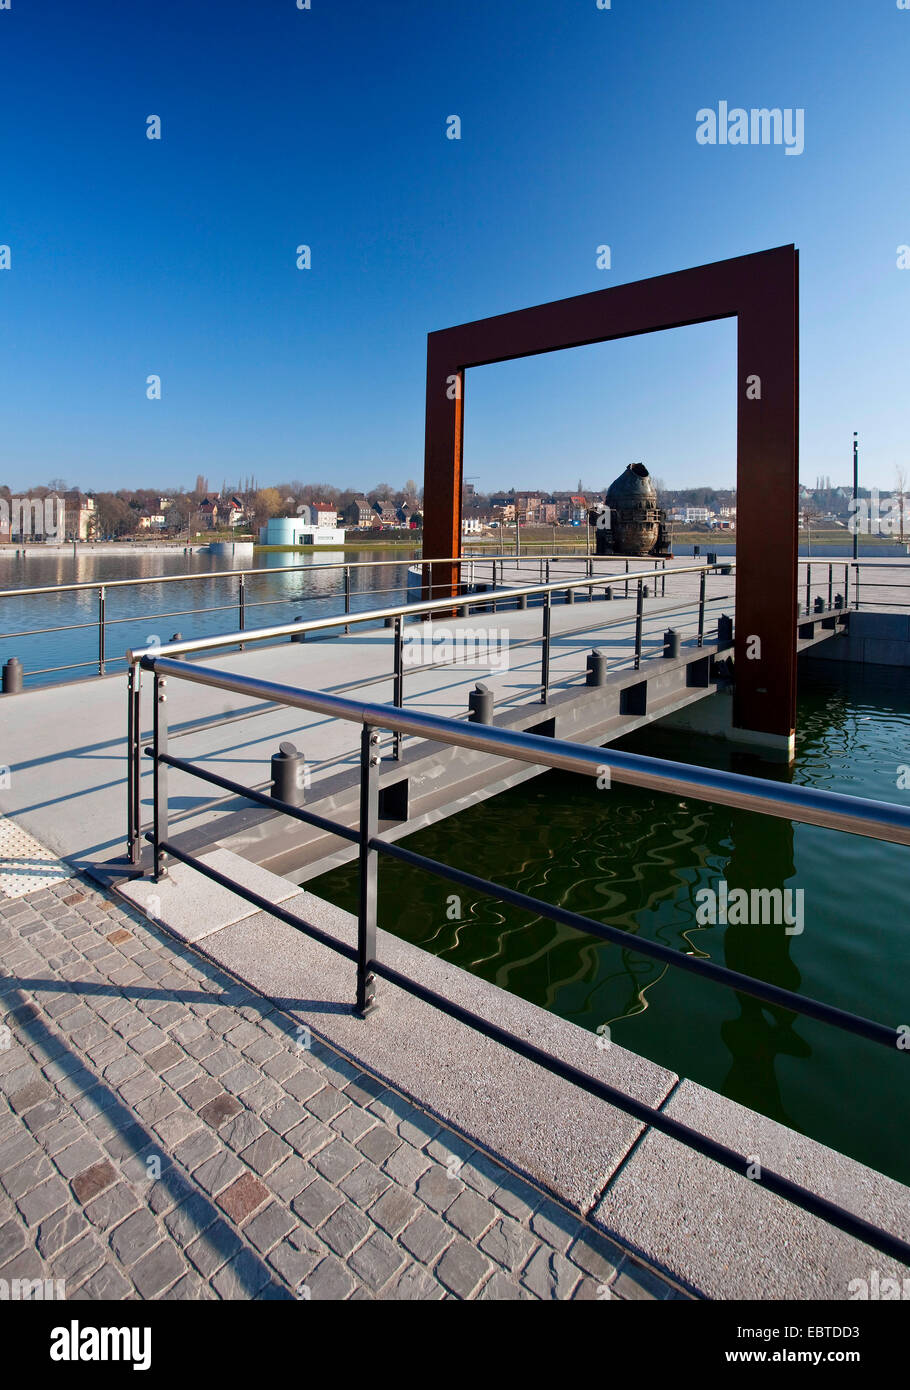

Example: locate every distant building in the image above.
[259,516,346,547]
[137,511,167,531]
[668,506,714,524]
[198,495,220,528]
[344,498,373,528]
[73,494,96,540]
[297,502,339,528]
[224,494,246,527]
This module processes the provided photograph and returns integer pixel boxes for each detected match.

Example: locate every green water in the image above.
[309,668,910,1184]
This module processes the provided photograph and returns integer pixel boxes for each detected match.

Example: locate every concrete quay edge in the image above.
[116,847,910,1300]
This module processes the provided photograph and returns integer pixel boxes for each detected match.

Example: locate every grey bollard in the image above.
[663,629,681,659]
[717,614,733,645]
[468,682,494,723]
[586,650,607,686]
[517,593,528,610]
[604,585,613,601]
[834,593,844,610]
[291,616,306,642]
[814,596,825,613]
[565,588,575,604]
[384,615,395,628]
[2,658,23,694]
[707,552,717,566]
[271,740,306,806]
[642,584,650,599]
[720,564,733,576]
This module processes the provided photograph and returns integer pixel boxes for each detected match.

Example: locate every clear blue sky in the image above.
[0,0,907,496]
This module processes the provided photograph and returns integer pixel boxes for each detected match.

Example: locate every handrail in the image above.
[0,549,601,599]
[1,551,905,601]
[135,652,910,1267]
[140,656,910,845]
[126,559,729,662]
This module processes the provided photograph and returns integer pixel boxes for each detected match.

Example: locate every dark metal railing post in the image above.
[844,563,849,611]
[697,569,706,648]
[855,563,861,610]
[662,559,667,598]
[634,579,644,669]
[127,666,137,861]
[238,573,246,652]
[98,586,106,675]
[393,615,404,761]
[624,558,629,599]
[344,566,351,634]
[828,563,833,611]
[356,725,380,1017]
[540,593,551,703]
[806,563,811,614]
[152,671,169,882]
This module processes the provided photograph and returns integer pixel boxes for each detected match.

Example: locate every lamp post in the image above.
[852,431,859,562]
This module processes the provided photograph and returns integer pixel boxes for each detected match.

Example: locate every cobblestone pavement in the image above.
[0,875,694,1301]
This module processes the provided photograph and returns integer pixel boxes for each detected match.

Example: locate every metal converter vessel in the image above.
[588,463,672,557]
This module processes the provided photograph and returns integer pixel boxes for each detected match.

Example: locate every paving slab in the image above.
[195,888,678,1214]
[591,1077,910,1299]
[118,850,298,942]
[0,870,688,1300]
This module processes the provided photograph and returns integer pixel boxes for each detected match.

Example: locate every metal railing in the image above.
[125,558,738,862]
[0,549,646,683]
[135,651,910,1265]
[5,546,902,686]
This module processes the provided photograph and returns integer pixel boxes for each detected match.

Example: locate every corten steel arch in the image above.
[421,245,799,746]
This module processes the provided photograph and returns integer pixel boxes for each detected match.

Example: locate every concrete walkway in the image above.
[0,563,735,872]
[0,871,688,1301]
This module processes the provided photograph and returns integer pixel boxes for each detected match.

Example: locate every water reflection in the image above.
[0,547,419,683]
[719,807,807,1130]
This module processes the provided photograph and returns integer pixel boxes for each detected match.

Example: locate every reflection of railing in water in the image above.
[130,637,910,1264]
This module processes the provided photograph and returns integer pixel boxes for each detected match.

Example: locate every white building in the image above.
[669,506,715,524]
[296,503,339,528]
[259,516,346,547]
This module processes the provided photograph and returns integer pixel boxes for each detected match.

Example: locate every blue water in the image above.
[0,549,418,686]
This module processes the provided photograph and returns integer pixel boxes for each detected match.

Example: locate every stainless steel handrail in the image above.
[141,656,910,845]
[126,560,730,662]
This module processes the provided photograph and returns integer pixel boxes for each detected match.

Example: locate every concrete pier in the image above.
[0,556,907,1299]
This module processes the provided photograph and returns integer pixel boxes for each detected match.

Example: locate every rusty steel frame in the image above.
[421,245,799,741]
